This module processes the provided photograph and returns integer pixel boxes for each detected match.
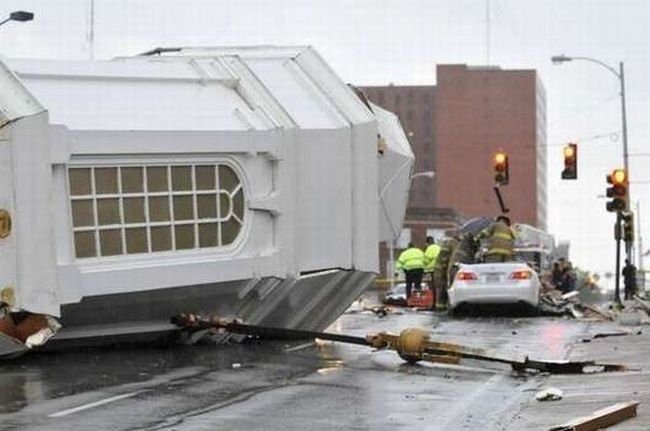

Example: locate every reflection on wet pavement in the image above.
[0,340,322,414]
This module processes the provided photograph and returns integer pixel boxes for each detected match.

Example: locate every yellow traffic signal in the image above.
[606,169,628,212]
[612,169,627,184]
[561,143,577,180]
[493,150,509,185]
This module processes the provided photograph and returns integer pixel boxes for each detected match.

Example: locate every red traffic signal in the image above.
[606,169,628,212]
[561,143,577,180]
[493,150,509,185]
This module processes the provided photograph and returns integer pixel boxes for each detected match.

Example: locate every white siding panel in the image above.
[351,122,379,272]
[295,128,352,271]
[11,113,59,316]
[0,127,16,306]
[246,59,346,129]
[16,78,257,131]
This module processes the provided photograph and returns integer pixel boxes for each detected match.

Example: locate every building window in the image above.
[68,164,245,259]
[426,229,446,243]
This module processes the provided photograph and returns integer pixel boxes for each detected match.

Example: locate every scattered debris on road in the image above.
[634,295,650,314]
[535,387,563,402]
[346,300,397,317]
[0,307,61,357]
[581,329,642,342]
[549,400,639,431]
[171,314,627,375]
[539,288,614,320]
[540,282,650,326]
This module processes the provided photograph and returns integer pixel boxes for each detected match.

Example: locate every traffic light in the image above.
[606,169,628,212]
[622,212,634,242]
[561,143,577,180]
[493,150,509,185]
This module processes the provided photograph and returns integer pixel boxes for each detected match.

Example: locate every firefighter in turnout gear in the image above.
[447,233,479,283]
[433,235,460,309]
[475,215,517,263]
[396,243,425,300]
[424,236,441,290]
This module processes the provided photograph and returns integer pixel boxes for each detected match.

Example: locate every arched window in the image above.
[68,163,245,259]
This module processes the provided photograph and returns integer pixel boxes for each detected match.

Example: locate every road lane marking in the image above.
[48,391,142,418]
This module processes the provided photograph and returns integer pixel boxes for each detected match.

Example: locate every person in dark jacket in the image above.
[623,259,637,300]
[447,233,479,283]
[551,261,563,289]
[559,261,576,293]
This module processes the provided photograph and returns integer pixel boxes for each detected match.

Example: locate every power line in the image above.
[560,92,619,122]
[548,130,621,147]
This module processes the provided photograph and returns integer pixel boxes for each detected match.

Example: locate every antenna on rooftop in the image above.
[87,0,95,60]
[485,0,491,65]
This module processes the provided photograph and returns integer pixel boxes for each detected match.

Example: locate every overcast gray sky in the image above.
[2,0,649,282]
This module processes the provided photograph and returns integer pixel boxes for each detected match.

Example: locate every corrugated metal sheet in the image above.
[0,58,44,128]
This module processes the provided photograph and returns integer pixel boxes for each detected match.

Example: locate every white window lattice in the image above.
[68,164,245,259]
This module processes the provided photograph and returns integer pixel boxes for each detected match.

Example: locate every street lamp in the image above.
[388,170,436,287]
[552,54,631,304]
[551,54,629,195]
[0,11,34,27]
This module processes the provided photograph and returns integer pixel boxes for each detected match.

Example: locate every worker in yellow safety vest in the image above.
[424,236,441,290]
[396,243,425,300]
[475,215,517,263]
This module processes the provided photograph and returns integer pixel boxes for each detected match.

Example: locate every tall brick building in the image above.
[362,64,547,237]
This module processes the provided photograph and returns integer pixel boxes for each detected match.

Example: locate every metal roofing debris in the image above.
[0,58,44,128]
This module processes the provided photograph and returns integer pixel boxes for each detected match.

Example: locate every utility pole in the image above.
[637,200,645,293]
[614,212,622,305]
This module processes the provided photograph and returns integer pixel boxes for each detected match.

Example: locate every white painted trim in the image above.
[59,251,283,298]
[64,130,283,159]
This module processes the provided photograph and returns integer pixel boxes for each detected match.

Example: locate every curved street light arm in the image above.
[566,56,621,81]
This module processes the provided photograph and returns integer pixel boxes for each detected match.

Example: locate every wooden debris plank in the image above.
[581,304,614,321]
[549,401,639,431]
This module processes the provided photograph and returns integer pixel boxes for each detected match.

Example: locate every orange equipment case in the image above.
[407,288,435,309]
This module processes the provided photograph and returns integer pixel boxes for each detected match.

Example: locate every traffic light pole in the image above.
[619,62,633,269]
[493,186,510,214]
[615,215,622,305]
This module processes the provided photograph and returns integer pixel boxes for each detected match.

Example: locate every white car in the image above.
[448,262,540,311]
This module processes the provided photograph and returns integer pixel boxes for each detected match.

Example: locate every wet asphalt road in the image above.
[0,296,617,431]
